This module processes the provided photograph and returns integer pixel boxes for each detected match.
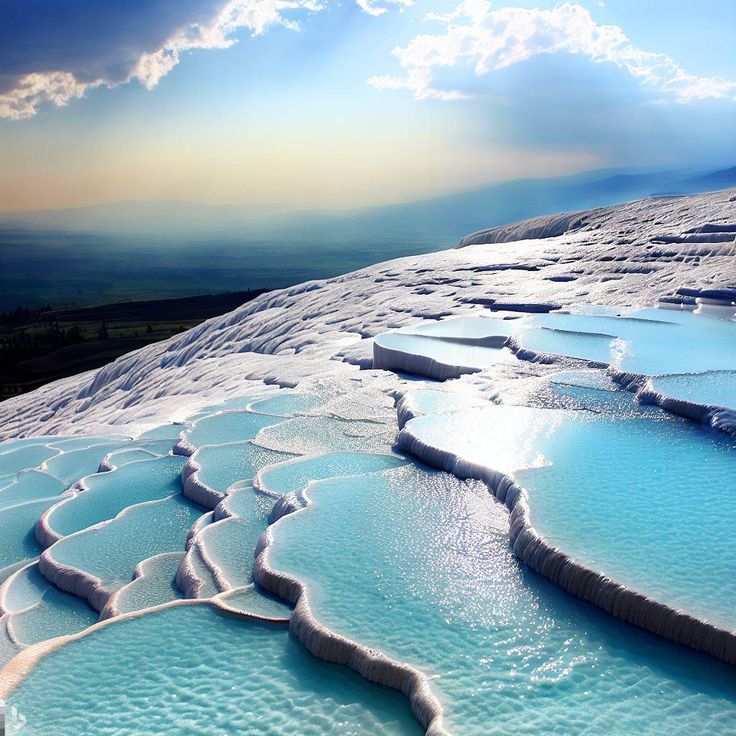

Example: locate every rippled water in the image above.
[257,452,407,495]
[8,604,422,736]
[45,455,186,538]
[193,442,293,496]
[269,464,736,734]
[47,494,205,598]
[183,412,282,449]
[651,370,736,411]
[2,342,736,736]
[112,552,183,615]
[406,402,736,629]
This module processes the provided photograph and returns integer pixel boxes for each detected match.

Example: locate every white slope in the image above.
[0,189,734,440]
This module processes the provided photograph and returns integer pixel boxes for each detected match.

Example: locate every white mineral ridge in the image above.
[0,189,734,439]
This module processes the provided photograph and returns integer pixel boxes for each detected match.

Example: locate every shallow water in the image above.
[515,326,615,364]
[45,455,186,539]
[217,585,292,619]
[379,311,736,378]
[254,416,397,456]
[0,445,60,478]
[47,494,205,600]
[398,315,522,339]
[198,517,264,589]
[517,415,736,629]
[650,370,736,411]
[247,392,324,417]
[397,389,489,421]
[0,472,67,512]
[257,452,408,496]
[101,447,158,467]
[0,498,59,569]
[269,463,736,735]
[406,404,736,629]
[7,604,422,736]
[113,552,183,615]
[2,564,98,649]
[42,442,131,486]
[183,412,283,449]
[193,442,293,496]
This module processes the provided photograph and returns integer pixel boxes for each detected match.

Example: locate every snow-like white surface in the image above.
[1,189,734,440]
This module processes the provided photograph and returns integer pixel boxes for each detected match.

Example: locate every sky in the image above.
[1,0,735,212]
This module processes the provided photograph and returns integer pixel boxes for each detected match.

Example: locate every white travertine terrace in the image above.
[0,189,734,441]
[0,189,735,734]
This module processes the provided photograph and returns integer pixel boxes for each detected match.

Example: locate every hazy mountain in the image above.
[3,164,732,243]
[1,164,733,310]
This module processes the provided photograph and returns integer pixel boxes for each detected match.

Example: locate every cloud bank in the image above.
[368,1,736,103]
[0,0,400,119]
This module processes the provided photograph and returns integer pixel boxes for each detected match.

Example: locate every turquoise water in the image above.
[194,486,275,592]
[49,436,128,451]
[0,498,59,569]
[198,518,263,589]
[183,412,282,449]
[113,552,183,615]
[102,447,158,466]
[257,452,408,496]
[0,437,69,453]
[528,311,736,375]
[407,405,736,630]
[45,456,186,539]
[0,444,60,477]
[398,389,488,421]
[384,312,736,378]
[375,332,514,372]
[515,327,615,363]
[248,392,324,417]
[216,482,257,517]
[548,369,621,391]
[136,424,184,441]
[0,472,66,512]
[650,370,736,411]
[42,442,130,485]
[7,604,421,736]
[614,311,736,375]
[254,416,397,455]
[269,463,736,735]
[137,438,177,455]
[194,389,280,416]
[542,372,658,416]
[2,564,97,649]
[194,442,293,496]
[47,495,205,600]
[516,415,736,629]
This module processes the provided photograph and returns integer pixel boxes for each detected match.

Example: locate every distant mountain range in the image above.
[1,163,734,311]
[2,164,735,244]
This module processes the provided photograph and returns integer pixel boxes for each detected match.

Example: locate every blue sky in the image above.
[1,0,735,211]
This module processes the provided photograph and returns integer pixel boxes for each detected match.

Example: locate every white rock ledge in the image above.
[373,338,478,381]
[253,506,448,736]
[396,424,736,667]
[180,455,224,509]
[611,371,736,438]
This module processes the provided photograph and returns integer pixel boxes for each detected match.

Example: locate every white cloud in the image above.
[133,0,323,90]
[368,1,736,103]
[355,0,412,18]
[0,0,396,120]
[0,72,97,120]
